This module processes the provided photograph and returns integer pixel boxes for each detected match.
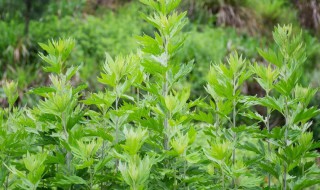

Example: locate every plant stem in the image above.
[101,108,108,189]
[56,145,59,174]
[221,164,225,190]
[266,93,271,188]
[214,105,220,184]
[136,88,140,104]
[115,95,120,170]
[183,152,187,189]
[232,98,236,166]
[302,158,305,176]
[101,144,105,188]
[232,76,237,189]
[62,112,71,174]
[7,105,12,132]
[163,72,169,150]
[101,140,105,189]
[215,104,220,134]
[173,158,177,190]
[5,161,9,190]
[283,98,289,190]
[89,166,94,190]
[162,34,169,151]
[115,95,119,142]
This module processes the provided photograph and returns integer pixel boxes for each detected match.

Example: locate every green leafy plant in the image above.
[5,152,47,190]
[241,25,320,190]
[1,1,320,190]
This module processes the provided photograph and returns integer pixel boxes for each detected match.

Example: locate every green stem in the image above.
[5,162,9,190]
[183,152,187,190]
[101,108,108,189]
[214,106,220,185]
[232,98,236,165]
[162,34,170,151]
[89,166,94,190]
[131,185,139,190]
[5,172,10,190]
[232,77,237,189]
[115,95,120,170]
[56,145,59,174]
[215,104,220,134]
[173,158,177,190]
[136,88,140,104]
[61,112,71,174]
[7,105,12,132]
[163,72,169,150]
[302,158,305,176]
[146,74,150,97]
[115,96,119,142]
[283,98,289,190]
[101,141,105,189]
[221,164,225,190]
[8,104,12,115]
[266,93,271,188]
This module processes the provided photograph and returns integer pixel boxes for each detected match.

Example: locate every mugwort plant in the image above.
[1,0,320,189]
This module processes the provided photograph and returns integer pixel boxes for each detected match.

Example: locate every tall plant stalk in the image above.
[163,71,169,150]
[232,87,237,188]
[265,90,272,188]
[231,63,240,189]
[4,157,9,190]
[101,108,108,190]
[266,105,271,188]
[232,77,237,166]
[283,97,289,190]
[62,112,71,173]
[183,158,187,190]
[162,33,170,150]
[115,95,119,144]
[115,95,120,170]
[215,105,220,133]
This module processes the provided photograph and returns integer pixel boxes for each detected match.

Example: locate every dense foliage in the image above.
[1,0,320,96]
[1,0,320,189]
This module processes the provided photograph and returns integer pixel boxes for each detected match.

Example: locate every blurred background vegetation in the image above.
[1,0,320,139]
